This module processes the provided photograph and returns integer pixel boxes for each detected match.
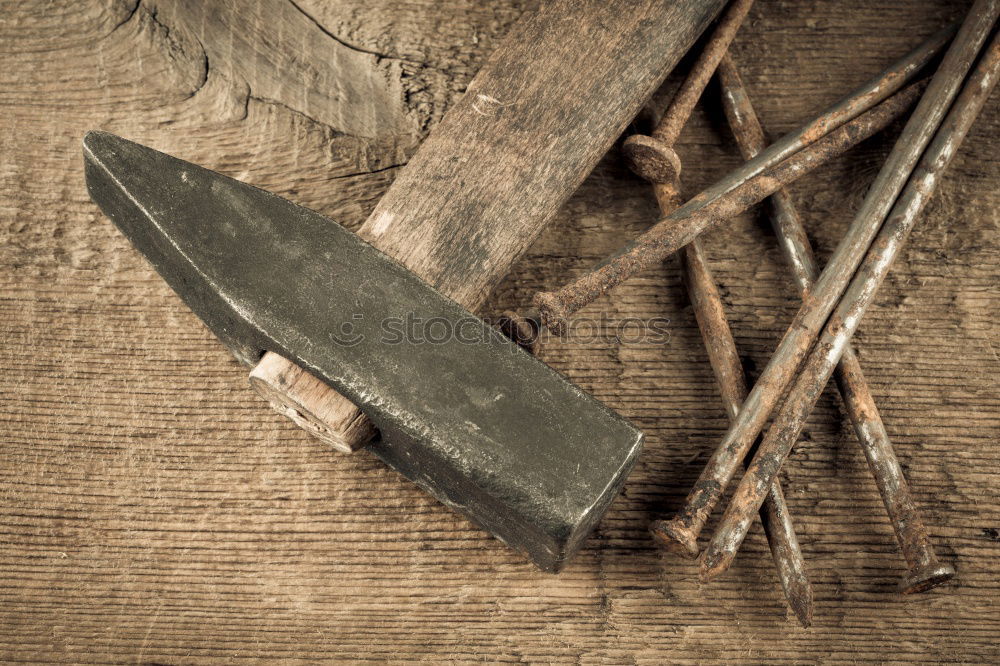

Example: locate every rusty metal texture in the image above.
[533,81,925,335]
[604,0,812,622]
[671,216,814,627]
[701,24,1000,584]
[648,0,999,563]
[711,52,954,593]
[622,0,756,184]
[647,178,813,624]
[530,24,954,334]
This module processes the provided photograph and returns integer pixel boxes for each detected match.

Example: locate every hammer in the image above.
[249,0,727,453]
[84,0,728,571]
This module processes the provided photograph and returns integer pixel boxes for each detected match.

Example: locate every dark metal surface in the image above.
[711,52,953,593]
[248,0,730,453]
[671,0,999,577]
[533,81,925,334]
[83,131,643,572]
[700,24,1000,583]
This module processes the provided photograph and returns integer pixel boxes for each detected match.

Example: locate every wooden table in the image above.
[2,1,997,661]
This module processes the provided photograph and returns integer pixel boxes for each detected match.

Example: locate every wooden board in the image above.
[1,0,998,661]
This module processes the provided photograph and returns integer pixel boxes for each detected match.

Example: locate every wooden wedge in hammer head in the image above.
[83,0,728,570]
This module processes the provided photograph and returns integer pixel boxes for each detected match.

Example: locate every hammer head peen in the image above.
[83,131,643,571]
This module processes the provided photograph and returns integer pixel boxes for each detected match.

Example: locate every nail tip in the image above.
[697,560,721,583]
[789,585,815,628]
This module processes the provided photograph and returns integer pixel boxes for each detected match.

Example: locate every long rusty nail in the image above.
[622,0,756,185]
[614,0,813,624]
[715,53,954,593]
[670,216,814,627]
[642,1,997,567]
[701,20,1000,584]
[650,170,814,624]
[532,80,925,335]
[530,24,955,335]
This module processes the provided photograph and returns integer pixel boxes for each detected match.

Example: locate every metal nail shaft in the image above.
[711,53,955,593]
[621,0,813,625]
[672,207,814,626]
[623,0,756,186]
[534,81,925,334]
[655,0,755,147]
[652,0,999,562]
[531,25,955,334]
[702,23,1000,584]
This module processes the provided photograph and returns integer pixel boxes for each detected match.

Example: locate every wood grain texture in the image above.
[252,0,725,453]
[1,0,998,662]
[249,352,376,453]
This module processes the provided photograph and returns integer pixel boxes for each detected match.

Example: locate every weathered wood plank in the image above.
[1,0,998,662]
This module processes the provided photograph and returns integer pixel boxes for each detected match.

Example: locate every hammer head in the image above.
[83,131,643,571]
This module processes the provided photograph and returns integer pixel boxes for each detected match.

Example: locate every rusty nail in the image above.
[531,24,954,335]
[693,1,999,580]
[652,183,814,624]
[715,53,955,593]
[700,19,1000,584]
[532,80,925,335]
[613,0,814,624]
[656,0,989,572]
[621,3,997,565]
[672,231,814,626]
[622,0,756,185]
